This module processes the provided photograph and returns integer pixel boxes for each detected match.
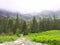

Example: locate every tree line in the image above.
[0,14,60,35]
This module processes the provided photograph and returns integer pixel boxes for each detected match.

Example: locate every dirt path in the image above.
[0,37,47,45]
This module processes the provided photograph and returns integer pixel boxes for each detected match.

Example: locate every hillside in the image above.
[0,9,60,20]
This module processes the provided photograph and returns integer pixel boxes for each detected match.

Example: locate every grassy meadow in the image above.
[26,30,60,45]
[0,35,19,43]
[0,30,60,45]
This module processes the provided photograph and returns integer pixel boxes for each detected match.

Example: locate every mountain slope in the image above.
[0,9,60,20]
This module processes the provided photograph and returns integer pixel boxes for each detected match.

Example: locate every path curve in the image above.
[0,37,47,45]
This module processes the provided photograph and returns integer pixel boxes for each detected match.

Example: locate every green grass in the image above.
[26,30,60,45]
[0,35,19,43]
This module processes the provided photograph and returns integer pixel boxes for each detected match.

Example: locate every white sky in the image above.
[0,0,60,14]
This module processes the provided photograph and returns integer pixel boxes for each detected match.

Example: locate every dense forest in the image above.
[0,14,60,35]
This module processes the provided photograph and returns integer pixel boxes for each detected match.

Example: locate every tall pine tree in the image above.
[30,17,38,33]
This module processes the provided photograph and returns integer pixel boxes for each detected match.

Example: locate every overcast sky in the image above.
[0,0,60,14]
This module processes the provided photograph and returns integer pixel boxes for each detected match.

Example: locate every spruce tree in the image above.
[8,19,13,35]
[14,14,20,34]
[21,20,28,35]
[30,16,38,33]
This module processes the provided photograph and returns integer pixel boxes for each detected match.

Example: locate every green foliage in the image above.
[21,20,28,35]
[30,16,38,33]
[0,14,60,35]
[0,35,19,43]
[16,29,21,37]
[14,14,20,34]
[26,30,60,45]
[1,13,60,44]
[48,40,60,45]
